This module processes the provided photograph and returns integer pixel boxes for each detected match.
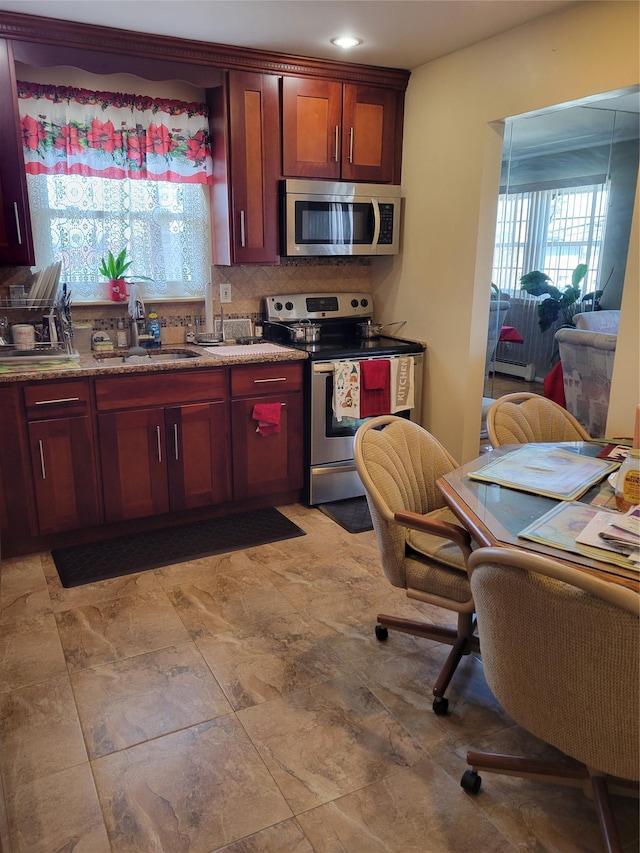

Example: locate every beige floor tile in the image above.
[165,564,297,638]
[6,763,111,853]
[215,817,314,852]
[71,642,233,758]
[297,755,516,852]
[0,612,67,692]
[0,554,50,625]
[92,717,292,852]
[0,676,87,788]
[237,673,424,814]
[55,589,192,671]
[196,611,345,710]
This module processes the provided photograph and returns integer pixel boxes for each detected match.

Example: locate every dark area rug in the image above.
[52,507,306,588]
[319,497,373,534]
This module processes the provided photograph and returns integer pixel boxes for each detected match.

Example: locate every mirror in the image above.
[485,87,639,402]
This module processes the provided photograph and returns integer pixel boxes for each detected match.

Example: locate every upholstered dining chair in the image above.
[354,415,477,715]
[487,391,591,447]
[461,546,639,852]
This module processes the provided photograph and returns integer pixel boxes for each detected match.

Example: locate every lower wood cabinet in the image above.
[23,379,101,535]
[98,401,231,523]
[0,385,32,541]
[230,362,303,500]
[95,369,231,523]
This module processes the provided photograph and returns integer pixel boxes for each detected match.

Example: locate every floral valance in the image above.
[17,81,213,184]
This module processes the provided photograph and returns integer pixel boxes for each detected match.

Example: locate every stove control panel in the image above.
[264,292,372,322]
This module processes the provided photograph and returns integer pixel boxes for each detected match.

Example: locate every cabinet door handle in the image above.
[240,210,246,247]
[348,127,354,163]
[38,439,46,479]
[34,397,81,406]
[173,423,179,461]
[13,203,22,245]
[334,125,340,162]
[156,425,162,463]
[253,377,287,384]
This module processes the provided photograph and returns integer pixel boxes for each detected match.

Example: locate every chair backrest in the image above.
[354,415,459,586]
[487,392,591,447]
[468,547,639,780]
[574,309,620,333]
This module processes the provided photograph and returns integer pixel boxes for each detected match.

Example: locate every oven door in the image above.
[310,355,423,466]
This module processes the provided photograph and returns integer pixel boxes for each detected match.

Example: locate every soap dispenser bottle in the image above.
[146,310,161,348]
[116,317,127,348]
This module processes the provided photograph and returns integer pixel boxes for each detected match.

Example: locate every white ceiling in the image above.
[0,0,580,71]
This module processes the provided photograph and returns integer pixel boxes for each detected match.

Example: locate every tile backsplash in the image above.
[0,259,372,346]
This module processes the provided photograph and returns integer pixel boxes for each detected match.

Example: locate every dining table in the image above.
[437,442,640,593]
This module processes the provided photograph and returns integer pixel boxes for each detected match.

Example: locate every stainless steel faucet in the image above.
[128,285,150,348]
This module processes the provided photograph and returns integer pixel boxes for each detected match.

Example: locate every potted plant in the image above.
[520,263,590,332]
[98,249,152,302]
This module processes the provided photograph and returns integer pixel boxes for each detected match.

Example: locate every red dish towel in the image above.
[252,402,281,436]
[360,359,391,417]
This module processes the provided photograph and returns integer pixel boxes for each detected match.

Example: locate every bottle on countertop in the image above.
[146,310,161,347]
[614,404,640,511]
[116,317,127,348]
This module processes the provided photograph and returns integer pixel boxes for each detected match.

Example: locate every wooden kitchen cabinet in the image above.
[0,385,32,541]
[95,369,231,522]
[230,362,303,500]
[0,38,34,265]
[281,77,402,184]
[210,70,280,265]
[23,379,101,535]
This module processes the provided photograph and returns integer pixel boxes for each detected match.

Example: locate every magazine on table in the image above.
[469,445,619,501]
[519,502,640,571]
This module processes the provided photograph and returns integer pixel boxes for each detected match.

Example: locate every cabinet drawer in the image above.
[230,362,303,397]
[95,369,226,411]
[23,380,91,419]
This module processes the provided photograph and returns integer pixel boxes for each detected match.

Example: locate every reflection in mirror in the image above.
[483,88,639,430]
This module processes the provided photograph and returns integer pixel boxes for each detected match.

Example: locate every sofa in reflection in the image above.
[555,310,620,438]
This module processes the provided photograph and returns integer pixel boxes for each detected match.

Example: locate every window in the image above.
[18,80,213,302]
[492,182,609,298]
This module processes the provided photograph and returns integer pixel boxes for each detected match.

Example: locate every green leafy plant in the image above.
[98,249,152,281]
[520,263,589,332]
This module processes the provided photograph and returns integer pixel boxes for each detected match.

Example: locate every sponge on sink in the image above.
[91,331,114,352]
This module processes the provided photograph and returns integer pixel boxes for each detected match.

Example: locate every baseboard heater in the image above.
[489,359,536,382]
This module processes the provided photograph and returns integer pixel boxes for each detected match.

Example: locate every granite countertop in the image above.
[0,342,307,383]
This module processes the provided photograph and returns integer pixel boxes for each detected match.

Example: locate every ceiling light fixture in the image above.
[330,36,363,49]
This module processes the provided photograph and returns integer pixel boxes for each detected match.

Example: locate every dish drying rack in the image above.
[0,288,77,361]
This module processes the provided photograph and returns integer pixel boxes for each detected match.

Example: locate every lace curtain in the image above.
[18,81,213,301]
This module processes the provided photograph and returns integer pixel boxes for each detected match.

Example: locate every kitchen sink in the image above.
[93,348,201,365]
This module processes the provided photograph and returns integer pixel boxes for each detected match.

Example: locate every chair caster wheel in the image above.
[461,769,481,794]
[432,696,449,715]
[375,625,388,641]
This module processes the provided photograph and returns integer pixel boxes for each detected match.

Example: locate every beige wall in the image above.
[373,0,640,462]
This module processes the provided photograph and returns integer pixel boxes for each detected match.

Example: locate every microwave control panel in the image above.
[378,204,395,244]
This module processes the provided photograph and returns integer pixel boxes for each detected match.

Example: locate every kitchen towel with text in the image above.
[360,359,391,418]
[390,357,415,413]
[333,361,360,420]
[252,402,281,435]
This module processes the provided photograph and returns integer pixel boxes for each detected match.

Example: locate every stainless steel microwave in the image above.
[281,179,401,256]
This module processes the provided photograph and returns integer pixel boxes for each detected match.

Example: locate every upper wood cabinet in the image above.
[281,77,403,184]
[0,38,34,265]
[210,70,280,265]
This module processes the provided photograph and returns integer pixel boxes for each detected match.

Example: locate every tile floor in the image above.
[0,504,638,852]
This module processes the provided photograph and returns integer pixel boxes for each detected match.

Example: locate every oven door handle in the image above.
[313,356,414,374]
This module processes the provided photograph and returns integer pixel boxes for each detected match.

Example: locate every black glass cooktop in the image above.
[263,321,424,360]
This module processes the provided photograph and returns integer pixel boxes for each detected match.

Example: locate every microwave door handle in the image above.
[371,199,381,247]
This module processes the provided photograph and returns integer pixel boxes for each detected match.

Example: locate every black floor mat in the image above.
[52,507,306,588]
[319,497,373,534]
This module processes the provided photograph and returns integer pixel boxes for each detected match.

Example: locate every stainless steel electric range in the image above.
[263,292,425,505]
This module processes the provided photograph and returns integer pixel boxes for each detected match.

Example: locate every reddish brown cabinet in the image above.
[0,385,31,541]
[230,362,303,500]
[211,70,280,265]
[23,379,101,535]
[95,369,231,523]
[282,77,402,184]
[0,38,34,265]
